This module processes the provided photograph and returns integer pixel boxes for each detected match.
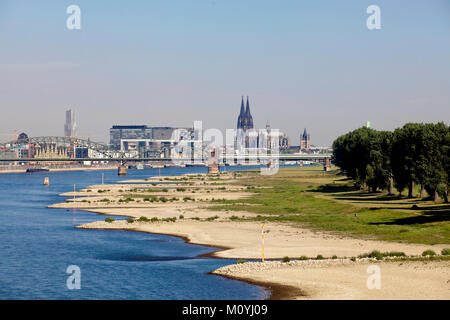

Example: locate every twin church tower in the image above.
[236,96,254,132]
[235,96,310,152]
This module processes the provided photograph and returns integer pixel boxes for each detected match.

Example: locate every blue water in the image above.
[0,166,269,299]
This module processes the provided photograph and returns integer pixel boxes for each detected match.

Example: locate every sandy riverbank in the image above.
[51,170,450,299]
[213,259,450,300]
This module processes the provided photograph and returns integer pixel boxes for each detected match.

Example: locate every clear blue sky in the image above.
[0,0,449,146]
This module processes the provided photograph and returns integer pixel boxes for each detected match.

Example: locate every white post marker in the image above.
[261,223,265,262]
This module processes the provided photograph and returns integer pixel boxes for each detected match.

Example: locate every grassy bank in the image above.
[209,167,449,245]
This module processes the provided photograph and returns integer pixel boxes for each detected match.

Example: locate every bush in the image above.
[159,197,168,203]
[441,248,450,256]
[237,260,246,264]
[138,216,150,222]
[298,256,308,261]
[105,217,115,223]
[350,257,356,262]
[127,218,134,223]
[316,254,324,260]
[358,250,383,260]
[422,250,436,257]
[162,188,169,192]
[331,255,338,259]
[282,256,290,263]
[179,215,184,219]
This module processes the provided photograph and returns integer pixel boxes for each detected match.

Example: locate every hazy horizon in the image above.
[1,0,449,146]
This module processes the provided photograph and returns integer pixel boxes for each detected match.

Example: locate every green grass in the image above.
[358,250,406,260]
[208,167,450,245]
[422,250,436,256]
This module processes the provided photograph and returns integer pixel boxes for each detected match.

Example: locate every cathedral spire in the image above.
[239,96,245,116]
[245,96,250,115]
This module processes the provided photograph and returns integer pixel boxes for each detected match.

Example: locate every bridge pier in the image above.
[118,165,127,176]
[323,157,331,171]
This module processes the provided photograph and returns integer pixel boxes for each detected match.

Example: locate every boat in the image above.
[185,163,206,168]
[26,167,50,173]
[43,177,50,186]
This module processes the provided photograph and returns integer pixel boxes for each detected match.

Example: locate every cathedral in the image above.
[235,96,290,151]
[237,96,254,131]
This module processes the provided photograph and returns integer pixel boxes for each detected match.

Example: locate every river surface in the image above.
[0,166,269,299]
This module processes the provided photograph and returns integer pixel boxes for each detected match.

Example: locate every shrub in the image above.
[358,250,383,260]
[127,218,134,223]
[179,215,184,219]
[237,260,246,264]
[159,197,168,203]
[282,256,290,263]
[176,188,186,192]
[105,217,115,223]
[422,250,436,257]
[350,257,356,262]
[316,254,324,260]
[150,217,159,222]
[331,255,338,259]
[162,188,169,192]
[441,248,450,256]
[138,216,150,222]
[298,256,308,261]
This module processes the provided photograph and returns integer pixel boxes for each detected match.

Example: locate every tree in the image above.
[391,123,424,198]
[332,127,391,191]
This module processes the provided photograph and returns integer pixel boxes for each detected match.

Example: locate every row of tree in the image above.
[331,122,449,202]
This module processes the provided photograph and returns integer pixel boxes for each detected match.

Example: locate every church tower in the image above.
[237,96,254,131]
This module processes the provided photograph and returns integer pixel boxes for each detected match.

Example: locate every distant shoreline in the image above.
[0,166,117,174]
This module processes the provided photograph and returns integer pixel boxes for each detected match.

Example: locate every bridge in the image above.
[0,136,332,174]
[0,155,331,162]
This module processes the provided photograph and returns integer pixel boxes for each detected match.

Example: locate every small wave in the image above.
[97,254,193,262]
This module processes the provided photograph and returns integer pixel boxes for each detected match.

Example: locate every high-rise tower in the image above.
[64,109,77,137]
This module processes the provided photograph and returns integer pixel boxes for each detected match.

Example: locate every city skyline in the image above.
[1,0,449,146]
